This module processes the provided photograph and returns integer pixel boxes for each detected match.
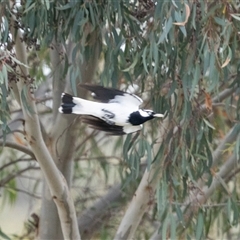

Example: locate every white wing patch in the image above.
[109,93,143,108]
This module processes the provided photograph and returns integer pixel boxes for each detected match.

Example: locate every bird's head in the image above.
[128,109,164,125]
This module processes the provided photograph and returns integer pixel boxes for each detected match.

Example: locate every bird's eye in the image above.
[147,111,154,115]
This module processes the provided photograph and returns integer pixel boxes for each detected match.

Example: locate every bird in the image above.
[59,84,164,135]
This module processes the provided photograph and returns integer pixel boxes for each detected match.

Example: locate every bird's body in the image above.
[59,84,164,135]
[67,97,136,126]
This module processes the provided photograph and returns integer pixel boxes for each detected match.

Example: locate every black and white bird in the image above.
[59,84,164,135]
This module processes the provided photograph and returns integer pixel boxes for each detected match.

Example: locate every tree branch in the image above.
[38,25,102,239]
[4,186,41,199]
[10,22,81,240]
[50,38,66,120]
[0,158,33,172]
[0,166,39,186]
[78,183,124,239]
[196,124,240,190]
[38,40,79,240]
[150,153,239,240]
[0,140,35,158]
[212,124,240,167]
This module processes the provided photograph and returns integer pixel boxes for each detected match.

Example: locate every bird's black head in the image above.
[128,110,163,126]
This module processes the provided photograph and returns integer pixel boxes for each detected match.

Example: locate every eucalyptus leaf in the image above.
[196,211,204,240]
[142,46,149,73]
[158,17,173,44]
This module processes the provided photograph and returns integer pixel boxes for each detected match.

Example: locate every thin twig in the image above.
[17,174,41,181]
[0,140,35,158]
[0,166,39,186]
[170,201,240,208]
[74,156,122,162]
[225,167,240,182]
[0,158,33,172]
[4,186,41,199]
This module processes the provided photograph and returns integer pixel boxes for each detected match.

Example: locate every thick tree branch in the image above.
[196,124,240,189]
[78,183,124,239]
[212,124,240,167]
[39,28,102,239]
[196,154,239,203]
[50,38,66,120]
[10,23,81,240]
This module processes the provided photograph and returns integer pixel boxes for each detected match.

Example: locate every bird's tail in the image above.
[59,93,78,114]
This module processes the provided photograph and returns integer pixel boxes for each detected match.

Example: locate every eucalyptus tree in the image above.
[1,1,240,239]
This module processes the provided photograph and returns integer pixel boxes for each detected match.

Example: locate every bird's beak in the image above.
[153,113,164,118]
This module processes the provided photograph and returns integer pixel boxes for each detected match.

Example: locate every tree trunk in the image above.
[39,31,101,239]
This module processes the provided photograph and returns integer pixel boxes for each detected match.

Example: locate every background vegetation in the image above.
[1,0,240,239]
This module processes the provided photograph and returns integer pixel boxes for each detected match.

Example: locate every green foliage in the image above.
[1,178,17,207]
[1,0,240,239]
[0,66,10,141]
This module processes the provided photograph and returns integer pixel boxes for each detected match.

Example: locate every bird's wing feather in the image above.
[81,116,142,135]
[81,116,126,135]
[80,84,142,107]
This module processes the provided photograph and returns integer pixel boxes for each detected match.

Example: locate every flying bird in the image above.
[59,84,164,135]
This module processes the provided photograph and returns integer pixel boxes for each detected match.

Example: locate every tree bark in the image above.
[11,23,81,240]
[39,29,102,239]
[78,184,123,239]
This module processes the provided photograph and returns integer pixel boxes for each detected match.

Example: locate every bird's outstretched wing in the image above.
[81,116,126,135]
[81,116,142,135]
[80,84,143,107]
